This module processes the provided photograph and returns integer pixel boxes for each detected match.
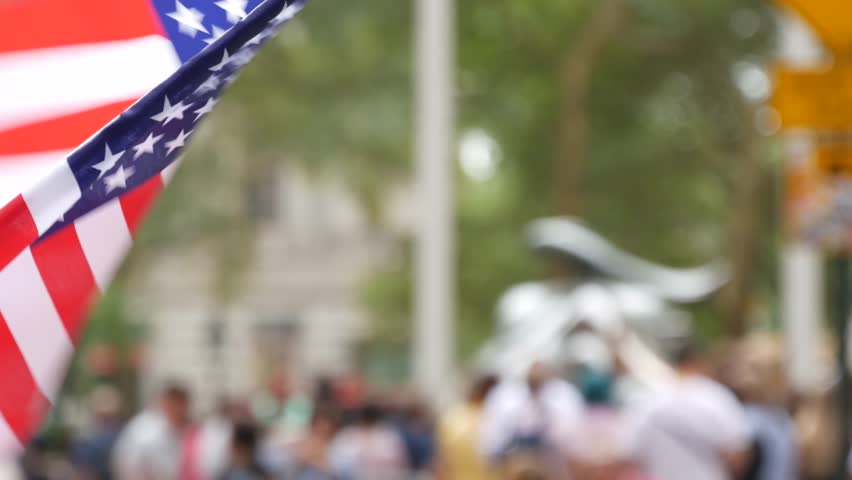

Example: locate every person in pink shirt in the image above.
[567,368,651,480]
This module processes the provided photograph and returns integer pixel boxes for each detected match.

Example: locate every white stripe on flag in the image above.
[0,150,71,209]
[161,158,183,184]
[0,35,181,132]
[0,249,73,402]
[74,199,132,290]
[0,414,22,459]
[21,160,80,235]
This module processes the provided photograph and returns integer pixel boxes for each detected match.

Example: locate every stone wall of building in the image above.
[127,164,410,410]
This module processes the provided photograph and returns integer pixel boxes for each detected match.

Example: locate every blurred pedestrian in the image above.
[436,373,498,480]
[328,402,406,480]
[719,337,798,480]
[392,394,435,475]
[69,385,124,480]
[255,370,312,474]
[220,422,268,480]
[0,458,23,480]
[112,382,192,480]
[312,377,337,413]
[480,361,583,477]
[630,341,752,480]
[253,370,312,440]
[286,408,340,480]
[19,437,49,480]
[567,368,647,480]
[195,398,251,480]
[333,372,367,428]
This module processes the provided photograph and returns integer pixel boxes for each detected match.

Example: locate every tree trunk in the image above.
[719,139,768,337]
[555,0,630,217]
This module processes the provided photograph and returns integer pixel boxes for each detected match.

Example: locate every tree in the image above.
[107,0,778,363]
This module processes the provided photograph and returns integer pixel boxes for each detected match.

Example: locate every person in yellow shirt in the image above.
[437,374,499,480]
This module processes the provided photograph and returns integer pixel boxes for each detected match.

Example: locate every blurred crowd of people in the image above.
[7,334,847,480]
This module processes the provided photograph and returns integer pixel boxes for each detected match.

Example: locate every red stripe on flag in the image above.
[31,227,98,343]
[0,99,137,156]
[0,311,49,445]
[0,196,38,271]
[120,175,164,236]
[0,0,164,54]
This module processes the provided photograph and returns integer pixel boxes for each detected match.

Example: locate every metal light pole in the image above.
[414,0,455,406]
[777,6,828,396]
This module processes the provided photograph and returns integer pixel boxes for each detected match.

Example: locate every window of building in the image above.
[253,320,301,373]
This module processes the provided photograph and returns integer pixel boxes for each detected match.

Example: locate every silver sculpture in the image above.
[477,217,727,393]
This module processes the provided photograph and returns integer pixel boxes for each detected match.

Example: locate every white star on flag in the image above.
[224,72,240,87]
[151,97,192,125]
[166,130,192,155]
[275,5,299,23]
[132,132,164,159]
[193,98,218,121]
[215,0,248,23]
[167,0,209,37]
[92,145,125,179]
[210,50,232,72]
[104,165,136,193]
[204,25,228,45]
[195,76,221,94]
[230,48,255,67]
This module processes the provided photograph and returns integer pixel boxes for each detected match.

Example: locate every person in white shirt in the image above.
[329,402,407,480]
[629,341,753,480]
[195,398,249,480]
[112,383,192,480]
[480,361,583,476]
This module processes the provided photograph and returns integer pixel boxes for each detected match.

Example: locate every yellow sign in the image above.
[776,0,852,249]
[815,144,852,176]
[779,0,852,53]
[773,65,852,129]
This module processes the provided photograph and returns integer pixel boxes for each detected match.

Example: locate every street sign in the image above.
[779,0,852,53]
[786,150,852,251]
[773,65,852,129]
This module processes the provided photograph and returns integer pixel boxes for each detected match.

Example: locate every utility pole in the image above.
[414,0,455,406]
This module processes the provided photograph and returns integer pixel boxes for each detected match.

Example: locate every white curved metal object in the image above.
[526,217,728,303]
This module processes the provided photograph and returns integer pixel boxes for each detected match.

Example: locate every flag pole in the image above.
[414,0,455,406]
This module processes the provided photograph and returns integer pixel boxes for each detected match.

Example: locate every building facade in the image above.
[127,163,412,410]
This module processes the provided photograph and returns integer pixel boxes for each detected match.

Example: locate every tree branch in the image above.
[718,114,769,337]
[555,0,631,216]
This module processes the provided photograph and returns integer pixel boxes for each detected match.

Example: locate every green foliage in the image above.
[83,287,139,346]
[360,242,412,344]
[230,0,414,217]
[127,0,780,360]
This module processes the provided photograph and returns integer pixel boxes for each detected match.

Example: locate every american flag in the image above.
[0,0,304,454]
